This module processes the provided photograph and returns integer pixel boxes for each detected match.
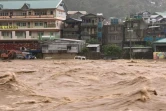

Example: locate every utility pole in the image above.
[128,29,133,60]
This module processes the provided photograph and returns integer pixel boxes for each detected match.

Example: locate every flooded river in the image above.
[0,59,166,111]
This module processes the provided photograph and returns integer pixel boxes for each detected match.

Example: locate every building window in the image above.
[0,12,8,16]
[117,26,122,31]
[35,12,40,15]
[9,23,12,25]
[2,32,9,36]
[17,22,26,27]
[50,32,53,36]
[16,32,24,37]
[22,12,26,16]
[38,32,44,36]
[50,11,53,15]
[112,35,119,40]
[110,26,115,31]
[35,11,47,15]
[41,11,47,15]
[29,31,32,36]
[28,12,31,15]
[35,22,43,26]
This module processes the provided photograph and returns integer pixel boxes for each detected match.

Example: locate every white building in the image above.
[0,0,67,40]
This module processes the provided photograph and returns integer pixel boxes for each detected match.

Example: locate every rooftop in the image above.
[87,44,100,48]
[0,0,62,9]
[68,11,87,15]
[154,38,166,44]
[155,12,166,18]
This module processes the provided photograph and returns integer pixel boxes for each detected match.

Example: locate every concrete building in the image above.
[62,11,87,40]
[102,18,124,48]
[67,11,87,19]
[0,0,67,40]
[41,38,85,59]
[80,13,105,42]
[124,18,148,47]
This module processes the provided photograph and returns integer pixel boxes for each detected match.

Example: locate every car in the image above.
[74,56,86,60]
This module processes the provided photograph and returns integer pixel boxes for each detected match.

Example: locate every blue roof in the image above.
[154,38,166,43]
[0,0,62,9]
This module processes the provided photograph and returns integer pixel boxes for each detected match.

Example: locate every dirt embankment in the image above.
[0,60,166,111]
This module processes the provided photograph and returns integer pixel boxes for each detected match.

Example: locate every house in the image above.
[80,13,105,42]
[67,11,87,19]
[62,18,82,40]
[153,38,166,52]
[41,38,85,59]
[148,15,163,24]
[102,18,124,48]
[62,11,87,40]
[0,0,67,50]
[153,38,166,59]
[123,17,148,47]
[137,11,151,23]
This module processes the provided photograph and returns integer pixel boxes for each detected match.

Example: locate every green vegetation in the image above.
[81,47,89,54]
[102,44,122,57]
[86,38,99,44]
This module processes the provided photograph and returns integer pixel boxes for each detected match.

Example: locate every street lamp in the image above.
[128,29,133,60]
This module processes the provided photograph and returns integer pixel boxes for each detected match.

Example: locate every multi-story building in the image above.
[67,11,87,19]
[0,0,67,50]
[124,17,148,47]
[102,24,124,48]
[62,11,87,40]
[80,13,105,42]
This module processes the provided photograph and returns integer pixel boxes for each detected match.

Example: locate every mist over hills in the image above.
[64,0,166,18]
[1,0,166,18]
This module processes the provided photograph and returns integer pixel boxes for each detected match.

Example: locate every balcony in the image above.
[63,27,79,32]
[0,36,38,40]
[0,15,54,20]
[81,31,97,36]
[63,34,79,39]
[0,26,59,31]
[81,23,98,27]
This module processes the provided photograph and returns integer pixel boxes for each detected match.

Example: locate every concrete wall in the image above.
[56,6,66,20]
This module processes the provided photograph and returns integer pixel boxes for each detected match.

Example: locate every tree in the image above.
[102,44,122,57]
[86,38,99,44]
[81,47,89,54]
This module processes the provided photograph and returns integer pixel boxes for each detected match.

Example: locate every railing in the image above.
[0,15,54,19]
[0,37,38,40]
[63,34,79,38]
[146,30,163,34]
[0,26,58,30]
[63,27,79,31]
[81,23,98,27]
[81,31,97,36]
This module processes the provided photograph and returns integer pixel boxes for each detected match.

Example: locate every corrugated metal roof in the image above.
[123,47,152,49]
[68,11,87,15]
[0,0,62,9]
[87,44,100,48]
[154,38,166,43]
[155,12,166,18]
[150,15,160,18]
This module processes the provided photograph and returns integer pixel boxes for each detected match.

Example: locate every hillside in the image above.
[64,0,166,18]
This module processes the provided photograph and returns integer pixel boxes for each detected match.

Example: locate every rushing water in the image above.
[0,60,166,111]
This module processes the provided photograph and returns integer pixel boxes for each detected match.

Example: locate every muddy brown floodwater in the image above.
[0,59,166,111]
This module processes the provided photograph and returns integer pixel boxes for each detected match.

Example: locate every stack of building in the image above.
[1,0,166,59]
[0,0,67,51]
